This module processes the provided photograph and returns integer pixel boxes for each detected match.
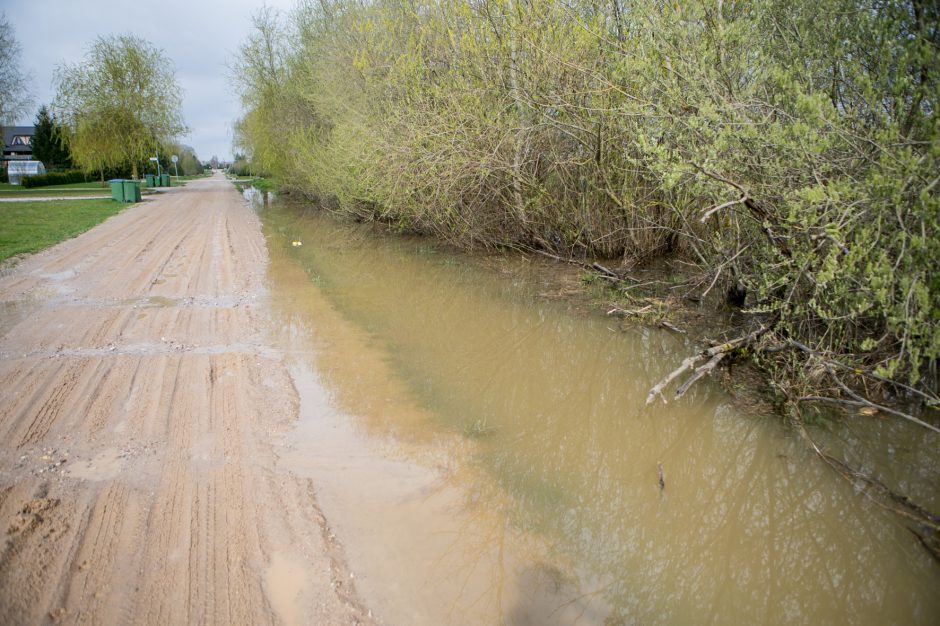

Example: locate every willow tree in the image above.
[53,35,187,179]
[0,11,32,124]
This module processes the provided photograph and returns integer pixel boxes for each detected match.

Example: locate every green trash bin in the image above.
[122,179,141,202]
[145,174,156,187]
[160,173,170,187]
[109,179,125,202]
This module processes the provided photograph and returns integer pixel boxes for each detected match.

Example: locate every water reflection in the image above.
[257,195,940,625]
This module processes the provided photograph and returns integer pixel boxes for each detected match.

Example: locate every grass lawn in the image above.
[0,181,111,197]
[233,177,274,192]
[0,198,126,263]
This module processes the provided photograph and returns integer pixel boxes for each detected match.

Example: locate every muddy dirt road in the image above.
[0,174,370,625]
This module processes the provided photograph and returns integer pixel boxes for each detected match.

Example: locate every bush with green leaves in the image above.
[21,170,89,188]
[232,0,938,397]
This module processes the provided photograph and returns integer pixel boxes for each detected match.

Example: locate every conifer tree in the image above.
[32,106,72,170]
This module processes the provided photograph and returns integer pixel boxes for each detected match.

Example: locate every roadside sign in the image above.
[171,155,178,163]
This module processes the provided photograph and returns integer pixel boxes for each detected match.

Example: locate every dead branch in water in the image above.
[795,421,940,562]
[787,340,940,436]
[607,305,653,318]
[646,324,770,404]
[659,320,685,334]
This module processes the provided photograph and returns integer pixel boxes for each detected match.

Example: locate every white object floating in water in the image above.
[291,241,303,247]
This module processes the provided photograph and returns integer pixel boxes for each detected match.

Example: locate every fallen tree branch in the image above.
[647,324,771,404]
[591,262,618,278]
[607,305,653,317]
[787,339,940,406]
[797,396,869,408]
[659,320,685,334]
[825,367,940,436]
[646,354,700,405]
[674,352,725,398]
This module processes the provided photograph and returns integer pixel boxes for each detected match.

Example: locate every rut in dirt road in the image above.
[0,174,371,626]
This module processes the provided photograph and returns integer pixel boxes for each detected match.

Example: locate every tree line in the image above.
[232,0,938,411]
[2,21,204,180]
[28,101,205,179]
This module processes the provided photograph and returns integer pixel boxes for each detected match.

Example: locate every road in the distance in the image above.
[0,173,371,625]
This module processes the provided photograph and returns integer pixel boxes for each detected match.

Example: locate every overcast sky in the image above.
[6,0,297,162]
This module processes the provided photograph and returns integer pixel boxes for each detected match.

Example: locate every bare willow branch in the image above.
[826,367,940,436]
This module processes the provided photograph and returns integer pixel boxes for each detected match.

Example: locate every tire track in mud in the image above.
[0,175,372,625]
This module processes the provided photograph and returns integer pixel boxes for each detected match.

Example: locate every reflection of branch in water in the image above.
[547,581,617,624]
[416,476,514,624]
[435,468,614,625]
[796,421,940,562]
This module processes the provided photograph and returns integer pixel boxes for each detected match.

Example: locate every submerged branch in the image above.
[788,340,940,436]
[826,368,940,436]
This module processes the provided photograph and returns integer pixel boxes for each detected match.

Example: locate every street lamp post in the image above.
[153,143,162,177]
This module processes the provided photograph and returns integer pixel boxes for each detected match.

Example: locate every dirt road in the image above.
[0,174,371,625]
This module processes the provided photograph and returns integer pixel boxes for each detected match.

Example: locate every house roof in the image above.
[2,126,35,155]
[3,126,34,144]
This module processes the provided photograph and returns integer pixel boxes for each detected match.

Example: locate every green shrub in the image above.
[231,0,939,393]
[22,170,89,188]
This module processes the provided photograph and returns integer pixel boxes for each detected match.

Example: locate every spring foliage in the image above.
[0,11,32,124]
[53,36,187,179]
[233,0,939,391]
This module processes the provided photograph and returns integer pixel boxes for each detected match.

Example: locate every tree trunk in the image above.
[506,0,528,226]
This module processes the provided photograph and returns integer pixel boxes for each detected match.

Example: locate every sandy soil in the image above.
[0,173,372,625]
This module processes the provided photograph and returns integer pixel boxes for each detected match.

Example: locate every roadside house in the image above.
[2,126,35,171]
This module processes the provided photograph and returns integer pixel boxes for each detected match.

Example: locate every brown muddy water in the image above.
[247,189,940,625]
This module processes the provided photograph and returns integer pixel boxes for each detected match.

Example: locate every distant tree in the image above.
[168,144,204,176]
[210,155,220,169]
[53,35,188,179]
[32,106,73,170]
[0,11,33,124]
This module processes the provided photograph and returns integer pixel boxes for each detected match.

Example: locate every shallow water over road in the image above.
[253,192,940,625]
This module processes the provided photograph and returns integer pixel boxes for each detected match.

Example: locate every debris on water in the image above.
[657,462,665,492]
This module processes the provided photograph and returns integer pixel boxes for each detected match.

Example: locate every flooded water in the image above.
[250,189,940,625]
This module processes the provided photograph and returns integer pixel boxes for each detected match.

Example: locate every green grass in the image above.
[232,177,274,193]
[0,181,111,197]
[252,178,274,192]
[0,198,126,263]
[0,181,109,191]
[231,176,277,191]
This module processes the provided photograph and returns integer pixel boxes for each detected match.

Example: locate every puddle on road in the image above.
[145,296,176,308]
[258,195,940,625]
[0,300,37,340]
[265,552,307,626]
